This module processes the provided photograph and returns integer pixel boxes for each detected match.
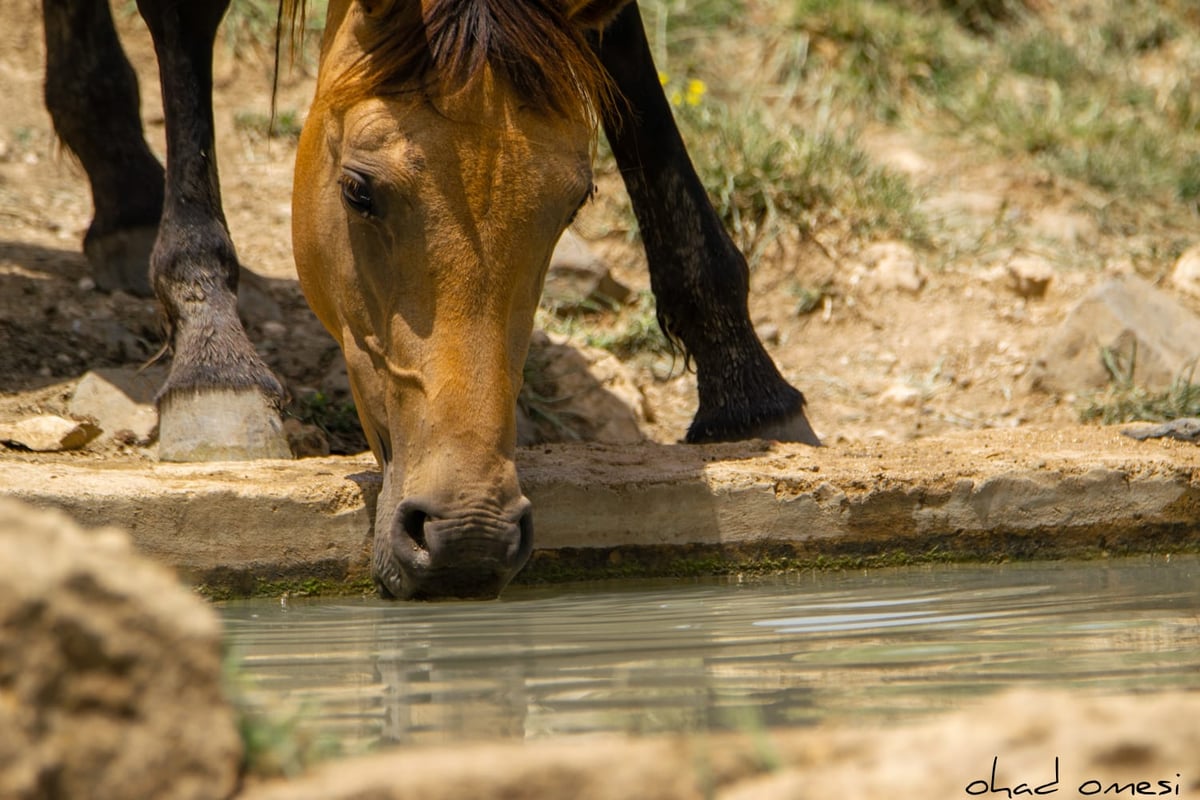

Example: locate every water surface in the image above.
[221,556,1200,749]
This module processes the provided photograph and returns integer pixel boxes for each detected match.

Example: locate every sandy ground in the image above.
[2,1,1199,481]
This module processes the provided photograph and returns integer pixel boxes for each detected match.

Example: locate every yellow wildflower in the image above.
[685,78,708,106]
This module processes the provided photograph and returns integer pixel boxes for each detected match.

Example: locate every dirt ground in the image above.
[2,0,1199,471]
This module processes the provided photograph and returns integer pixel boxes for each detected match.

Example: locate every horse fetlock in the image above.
[82,224,158,297]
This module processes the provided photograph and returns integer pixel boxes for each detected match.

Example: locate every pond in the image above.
[221,556,1200,752]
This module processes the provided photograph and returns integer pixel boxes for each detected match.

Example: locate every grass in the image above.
[1078,348,1200,425]
[224,653,342,778]
[233,108,304,141]
[781,0,1200,220]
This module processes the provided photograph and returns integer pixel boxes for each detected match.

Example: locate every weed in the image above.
[583,290,674,359]
[233,108,304,141]
[1078,347,1200,425]
[224,653,342,778]
[290,390,367,455]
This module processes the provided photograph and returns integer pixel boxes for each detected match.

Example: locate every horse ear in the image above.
[564,0,632,30]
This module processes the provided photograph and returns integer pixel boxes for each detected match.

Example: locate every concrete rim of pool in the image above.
[1,425,1197,597]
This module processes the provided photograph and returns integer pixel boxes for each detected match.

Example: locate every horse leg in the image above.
[592,3,820,445]
[42,0,163,297]
[133,0,291,460]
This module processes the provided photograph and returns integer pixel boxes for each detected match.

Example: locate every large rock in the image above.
[519,332,648,445]
[68,366,166,446]
[0,500,241,800]
[541,230,631,314]
[1027,274,1200,394]
[241,689,1200,800]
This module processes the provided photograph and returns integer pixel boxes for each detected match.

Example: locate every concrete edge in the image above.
[1,429,1197,596]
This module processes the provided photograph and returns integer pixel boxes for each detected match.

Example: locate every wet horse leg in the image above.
[592,3,821,445]
[42,0,163,297]
[133,0,291,460]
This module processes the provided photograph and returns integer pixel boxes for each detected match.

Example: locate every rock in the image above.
[1121,417,1200,443]
[0,414,100,452]
[1171,243,1200,299]
[241,689,1200,800]
[284,417,332,457]
[0,500,241,800]
[519,332,648,445]
[879,383,923,407]
[68,366,166,446]
[1005,255,1054,299]
[542,230,631,313]
[1027,274,1200,394]
[860,241,925,293]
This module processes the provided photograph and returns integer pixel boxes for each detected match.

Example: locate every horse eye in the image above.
[339,168,375,218]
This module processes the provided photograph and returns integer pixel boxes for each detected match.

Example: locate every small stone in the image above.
[261,320,288,340]
[284,418,331,458]
[1006,255,1054,299]
[0,414,101,452]
[879,384,923,407]
[758,323,781,345]
[1171,243,1200,299]
[861,241,925,294]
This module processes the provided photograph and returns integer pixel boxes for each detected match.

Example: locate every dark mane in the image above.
[281,0,611,125]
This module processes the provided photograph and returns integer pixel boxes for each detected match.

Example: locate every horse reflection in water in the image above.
[43,0,820,601]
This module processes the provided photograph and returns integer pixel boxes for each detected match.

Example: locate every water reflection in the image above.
[221,557,1200,750]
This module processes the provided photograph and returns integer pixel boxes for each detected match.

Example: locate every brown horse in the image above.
[43,0,819,600]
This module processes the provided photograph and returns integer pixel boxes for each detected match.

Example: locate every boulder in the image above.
[241,689,1200,800]
[68,366,165,446]
[542,230,631,314]
[519,332,648,445]
[1027,274,1200,394]
[0,500,241,800]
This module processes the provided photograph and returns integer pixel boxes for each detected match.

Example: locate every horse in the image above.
[42,0,821,600]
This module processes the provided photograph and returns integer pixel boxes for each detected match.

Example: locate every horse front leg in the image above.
[42,0,163,296]
[591,2,820,446]
[134,0,291,460]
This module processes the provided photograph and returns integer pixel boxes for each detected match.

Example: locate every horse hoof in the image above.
[750,407,823,446]
[158,388,292,461]
[83,225,157,297]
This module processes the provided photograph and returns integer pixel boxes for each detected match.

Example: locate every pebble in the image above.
[861,241,925,294]
[1171,243,1200,299]
[1006,255,1054,299]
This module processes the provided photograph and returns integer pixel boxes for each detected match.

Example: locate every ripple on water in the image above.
[220,556,1200,749]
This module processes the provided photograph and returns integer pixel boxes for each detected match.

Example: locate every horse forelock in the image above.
[287,0,611,124]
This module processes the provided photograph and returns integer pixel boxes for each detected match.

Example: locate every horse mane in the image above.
[278,0,612,126]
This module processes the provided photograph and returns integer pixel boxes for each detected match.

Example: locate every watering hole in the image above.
[221,556,1200,751]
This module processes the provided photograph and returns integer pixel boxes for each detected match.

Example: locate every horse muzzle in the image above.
[374,496,534,600]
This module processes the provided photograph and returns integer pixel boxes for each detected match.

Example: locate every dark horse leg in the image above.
[127,0,289,459]
[42,0,163,296]
[592,3,820,445]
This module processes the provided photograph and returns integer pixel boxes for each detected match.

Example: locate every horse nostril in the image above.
[400,504,429,551]
[516,508,534,565]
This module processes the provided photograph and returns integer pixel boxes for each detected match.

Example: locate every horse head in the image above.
[293,0,628,599]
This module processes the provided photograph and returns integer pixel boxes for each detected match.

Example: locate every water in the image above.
[220,556,1200,750]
